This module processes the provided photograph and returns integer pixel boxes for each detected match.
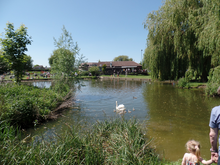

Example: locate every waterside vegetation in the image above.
[0,118,180,165]
[0,80,73,129]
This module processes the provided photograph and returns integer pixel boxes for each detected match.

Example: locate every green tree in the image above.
[89,66,100,76]
[0,22,32,82]
[113,55,133,61]
[23,55,33,71]
[102,64,106,73]
[49,26,79,78]
[143,0,216,81]
[33,64,39,68]
[0,49,10,74]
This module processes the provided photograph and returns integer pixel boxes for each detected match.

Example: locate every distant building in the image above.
[80,61,142,75]
[32,65,51,71]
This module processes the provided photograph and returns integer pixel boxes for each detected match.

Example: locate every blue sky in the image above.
[0,0,162,67]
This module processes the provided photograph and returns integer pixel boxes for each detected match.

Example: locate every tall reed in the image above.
[0,118,179,164]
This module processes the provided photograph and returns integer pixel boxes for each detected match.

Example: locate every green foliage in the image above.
[49,25,86,78]
[0,119,171,164]
[33,64,39,67]
[143,0,218,81]
[50,47,76,78]
[177,77,191,88]
[0,83,70,128]
[89,66,100,76]
[0,50,10,74]
[206,66,220,96]
[0,22,32,83]
[113,55,133,61]
[23,54,33,70]
[102,64,106,73]
[49,26,78,78]
[185,68,195,82]
[80,70,89,76]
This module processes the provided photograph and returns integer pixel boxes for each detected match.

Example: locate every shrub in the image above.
[88,66,100,76]
[177,77,190,88]
[0,82,71,128]
[205,66,220,96]
[80,71,89,76]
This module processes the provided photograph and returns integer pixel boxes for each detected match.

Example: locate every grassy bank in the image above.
[0,80,72,128]
[0,118,180,164]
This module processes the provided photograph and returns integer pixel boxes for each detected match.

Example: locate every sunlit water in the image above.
[23,79,220,162]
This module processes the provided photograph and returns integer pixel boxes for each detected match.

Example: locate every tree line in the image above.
[143,0,220,82]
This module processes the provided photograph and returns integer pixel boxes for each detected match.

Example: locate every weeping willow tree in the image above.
[143,0,220,81]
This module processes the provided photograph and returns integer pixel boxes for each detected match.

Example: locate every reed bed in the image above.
[0,118,180,165]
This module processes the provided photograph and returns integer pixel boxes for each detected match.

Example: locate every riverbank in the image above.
[0,79,74,129]
[100,75,207,88]
[1,74,207,89]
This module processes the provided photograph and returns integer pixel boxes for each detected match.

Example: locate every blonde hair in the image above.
[186,140,201,163]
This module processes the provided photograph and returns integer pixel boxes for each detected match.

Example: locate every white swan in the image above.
[116,101,125,112]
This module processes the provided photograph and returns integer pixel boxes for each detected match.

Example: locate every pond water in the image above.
[24,79,220,162]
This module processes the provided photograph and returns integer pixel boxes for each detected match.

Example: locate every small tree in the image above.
[49,25,87,78]
[89,66,100,76]
[102,64,106,74]
[206,66,220,96]
[49,26,78,78]
[0,22,32,82]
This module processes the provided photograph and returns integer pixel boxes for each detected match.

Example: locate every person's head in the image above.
[186,140,201,162]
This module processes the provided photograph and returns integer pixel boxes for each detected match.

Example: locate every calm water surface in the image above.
[24,79,220,162]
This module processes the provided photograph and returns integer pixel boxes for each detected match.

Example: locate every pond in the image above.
[23,79,220,162]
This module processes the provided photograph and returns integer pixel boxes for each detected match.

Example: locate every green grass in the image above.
[188,82,207,88]
[0,118,179,165]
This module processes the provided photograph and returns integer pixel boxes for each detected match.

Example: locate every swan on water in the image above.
[116,101,125,112]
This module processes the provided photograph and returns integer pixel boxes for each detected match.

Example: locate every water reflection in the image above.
[144,83,220,161]
[23,79,220,162]
[24,81,52,88]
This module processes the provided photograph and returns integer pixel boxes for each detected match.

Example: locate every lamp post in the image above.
[141,49,143,64]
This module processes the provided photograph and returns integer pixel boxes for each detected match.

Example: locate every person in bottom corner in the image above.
[181,140,216,165]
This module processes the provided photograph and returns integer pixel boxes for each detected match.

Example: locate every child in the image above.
[181,140,216,165]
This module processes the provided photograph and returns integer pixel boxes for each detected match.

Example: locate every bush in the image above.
[88,66,100,76]
[177,77,191,88]
[0,83,70,128]
[80,71,89,76]
[205,66,220,96]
